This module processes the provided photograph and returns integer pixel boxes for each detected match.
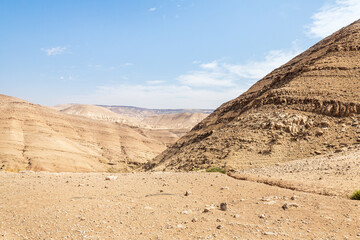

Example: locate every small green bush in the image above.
[350,190,360,200]
[206,167,226,174]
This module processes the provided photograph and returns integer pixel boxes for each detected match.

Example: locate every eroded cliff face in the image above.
[147,19,360,171]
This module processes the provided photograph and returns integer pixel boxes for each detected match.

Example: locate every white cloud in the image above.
[200,61,218,70]
[307,0,360,38]
[223,48,301,80]
[147,80,165,85]
[41,46,67,56]
[67,47,300,109]
[177,47,300,88]
[178,71,236,87]
[149,7,156,12]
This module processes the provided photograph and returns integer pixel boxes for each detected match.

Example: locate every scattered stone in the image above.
[203,208,211,213]
[105,176,118,181]
[282,203,299,210]
[315,130,324,137]
[191,217,198,223]
[220,202,227,211]
[263,201,276,205]
[176,224,185,229]
[290,195,297,200]
[221,186,229,190]
[216,225,223,229]
[263,232,277,236]
[259,214,265,219]
[184,191,192,196]
[182,210,192,215]
[233,214,240,219]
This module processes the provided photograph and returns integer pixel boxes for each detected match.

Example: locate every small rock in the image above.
[191,217,198,223]
[233,214,240,218]
[290,195,297,200]
[315,129,324,137]
[216,225,223,229]
[176,224,185,229]
[105,176,118,181]
[184,191,192,196]
[220,202,227,211]
[182,210,192,215]
[259,214,265,219]
[282,203,299,210]
[263,201,276,205]
[220,186,229,190]
[263,232,277,236]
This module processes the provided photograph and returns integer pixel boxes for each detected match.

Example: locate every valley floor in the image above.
[0,170,359,239]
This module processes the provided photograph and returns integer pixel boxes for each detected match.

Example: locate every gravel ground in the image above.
[0,171,359,239]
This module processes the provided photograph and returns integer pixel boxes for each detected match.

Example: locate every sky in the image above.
[1,0,360,109]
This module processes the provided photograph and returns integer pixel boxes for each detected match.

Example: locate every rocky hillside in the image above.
[0,94,168,172]
[147,19,360,171]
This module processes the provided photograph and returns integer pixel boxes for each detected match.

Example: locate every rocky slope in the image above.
[147,19,360,171]
[0,94,168,172]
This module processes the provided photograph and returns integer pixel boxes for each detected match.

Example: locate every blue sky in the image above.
[1,0,360,108]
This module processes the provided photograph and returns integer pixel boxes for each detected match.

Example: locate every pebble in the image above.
[220,202,227,211]
[282,203,299,210]
[191,217,198,223]
[105,176,118,181]
[182,210,192,215]
[263,232,277,236]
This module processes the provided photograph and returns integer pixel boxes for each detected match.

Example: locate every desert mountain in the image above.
[59,104,145,127]
[143,112,209,130]
[147,19,360,171]
[57,104,210,130]
[100,105,213,119]
[0,94,169,172]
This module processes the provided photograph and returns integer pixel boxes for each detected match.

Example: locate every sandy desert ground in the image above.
[1,168,359,240]
[231,145,360,198]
